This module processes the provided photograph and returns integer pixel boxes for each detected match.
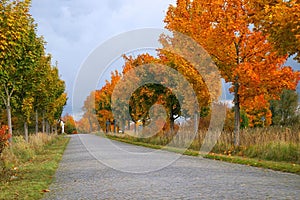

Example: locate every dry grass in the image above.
[29,133,56,153]
[106,125,300,163]
[1,133,58,174]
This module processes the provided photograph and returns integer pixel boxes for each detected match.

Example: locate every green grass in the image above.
[204,154,300,175]
[0,136,70,200]
[243,142,299,163]
[102,133,300,175]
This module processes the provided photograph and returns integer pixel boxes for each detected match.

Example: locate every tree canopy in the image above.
[80,0,299,147]
[0,0,66,140]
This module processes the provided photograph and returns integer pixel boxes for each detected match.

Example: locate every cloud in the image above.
[30,0,175,115]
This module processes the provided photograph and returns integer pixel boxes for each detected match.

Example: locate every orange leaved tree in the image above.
[164,0,300,146]
[62,114,77,134]
[94,71,122,130]
[81,91,100,133]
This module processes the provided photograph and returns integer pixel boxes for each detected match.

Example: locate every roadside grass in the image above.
[100,132,300,175]
[0,134,70,200]
[204,153,300,175]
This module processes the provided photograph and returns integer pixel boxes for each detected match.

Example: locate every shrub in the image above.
[0,125,10,154]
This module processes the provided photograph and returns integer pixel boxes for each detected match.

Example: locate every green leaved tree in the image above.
[270,90,299,126]
[0,0,36,140]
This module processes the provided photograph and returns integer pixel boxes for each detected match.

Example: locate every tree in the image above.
[158,43,220,119]
[82,91,99,133]
[164,0,300,146]
[116,54,186,134]
[0,0,37,140]
[76,117,90,133]
[94,71,121,130]
[120,54,160,129]
[270,89,299,126]
[32,53,51,134]
[128,83,181,133]
[32,54,56,134]
[62,114,77,134]
[44,67,66,134]
[14,20,46,141]
[0,0,66,140]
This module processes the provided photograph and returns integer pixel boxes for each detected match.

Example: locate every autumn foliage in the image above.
[62,114,77,134]
[81,0,300,145]
[248,0,300,62]
[164,0,300,132]
[93,71,121,131]
[0,125,10,153]
[76,91,100,133]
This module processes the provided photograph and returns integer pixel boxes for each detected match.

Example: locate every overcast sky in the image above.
[30,0,299,117]
[30,0,176,116]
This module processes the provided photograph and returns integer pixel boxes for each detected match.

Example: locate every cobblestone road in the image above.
[43,134,299,200]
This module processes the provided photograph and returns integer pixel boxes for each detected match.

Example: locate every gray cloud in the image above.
[30,0,175,115]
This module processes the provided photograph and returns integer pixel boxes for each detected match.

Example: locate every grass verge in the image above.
[204,154,300,175]
[0,135,70,200]
[102,133,300,175]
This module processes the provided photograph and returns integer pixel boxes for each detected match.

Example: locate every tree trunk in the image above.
[234,42,241,147]
[35,110,39,134]
[97,121,101,132]
[134,122,136,133]
[113,120,116,133]
[6,104,12,143]
[122,119,125,133]
[170,119,174,135]
[88,115,92,133]
[2,87,14,144]
[46,121,49,135]
[170,109,174,135]
[95,119,101,132]
[194,111,198,132]
[42,112,45,133]
[55,124,58,134]
[234,81,240,147]
[24,122,29,143]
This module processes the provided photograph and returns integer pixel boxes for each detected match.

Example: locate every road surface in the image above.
[43,134,299,199]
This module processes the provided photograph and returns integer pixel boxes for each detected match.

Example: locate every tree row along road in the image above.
[43,134,299,200]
